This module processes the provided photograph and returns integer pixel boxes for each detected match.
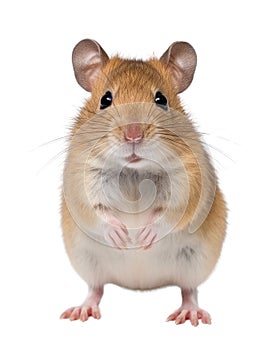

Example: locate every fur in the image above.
[61,45,227,295]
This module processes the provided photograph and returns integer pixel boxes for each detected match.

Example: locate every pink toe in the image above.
[201,311,211,324]
[92,308,101,319]
[190,310,199,327]
[69,308,80,321]
[166,313,177,322]
[60,307,74,319]
[80,308,89,322]
[143,233,157,249]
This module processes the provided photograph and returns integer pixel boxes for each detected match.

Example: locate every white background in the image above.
[1,0,279,349]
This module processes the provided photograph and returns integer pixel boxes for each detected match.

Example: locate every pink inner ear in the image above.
[72,39,109,92]
[167,60,186,92]
[81,59,103,92]
[160,41,197,93]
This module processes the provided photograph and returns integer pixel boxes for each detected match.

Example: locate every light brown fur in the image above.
[60,39,227,325]
[62,55,227,279]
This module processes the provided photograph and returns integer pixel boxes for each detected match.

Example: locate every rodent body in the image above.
[62,197,221,291]
[60,39,227,325]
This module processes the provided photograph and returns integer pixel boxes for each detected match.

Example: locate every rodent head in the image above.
[70,39,200,168]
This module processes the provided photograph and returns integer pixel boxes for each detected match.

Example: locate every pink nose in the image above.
[124,123,143,143]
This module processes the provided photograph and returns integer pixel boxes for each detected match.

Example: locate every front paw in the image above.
[103,215,130,249]
[136,224,157,249]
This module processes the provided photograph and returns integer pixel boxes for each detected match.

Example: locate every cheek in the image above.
[138,137,176,162]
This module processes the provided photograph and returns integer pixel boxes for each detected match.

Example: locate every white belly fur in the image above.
[70,224,213,291]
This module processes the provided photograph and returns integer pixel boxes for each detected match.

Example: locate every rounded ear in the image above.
[72,39,109,92]
[160,41,197,93]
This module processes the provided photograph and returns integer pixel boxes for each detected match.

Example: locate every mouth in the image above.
[126,153,142,163]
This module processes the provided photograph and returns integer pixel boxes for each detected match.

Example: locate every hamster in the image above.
[60,39,227,326]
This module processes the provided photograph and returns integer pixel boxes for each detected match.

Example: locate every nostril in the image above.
[124,123,143,143]
[124,133,143,143]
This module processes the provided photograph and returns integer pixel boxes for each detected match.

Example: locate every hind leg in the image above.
[60,286,104,322]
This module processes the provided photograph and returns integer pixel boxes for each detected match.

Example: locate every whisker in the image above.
[145,103,157,124]
[144,109,234,164]
[30,135,69,152]
[36,148,69,175]
[156,126,233,164]
[200,140,233,163]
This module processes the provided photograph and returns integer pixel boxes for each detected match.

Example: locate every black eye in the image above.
[154,91,168,110]
[100,91,113,109]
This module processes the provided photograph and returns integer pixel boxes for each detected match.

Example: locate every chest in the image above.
[90,166,188,213]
